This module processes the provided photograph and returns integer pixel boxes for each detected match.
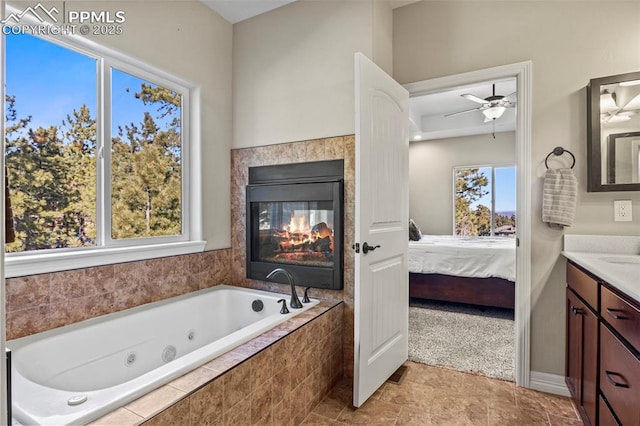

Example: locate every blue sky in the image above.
[471,166,516,214]
[494,166,516,213]
[6,33,96,130]
[5,33,172,139]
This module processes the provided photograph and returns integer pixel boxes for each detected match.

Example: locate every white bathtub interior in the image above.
[8,285,318,425]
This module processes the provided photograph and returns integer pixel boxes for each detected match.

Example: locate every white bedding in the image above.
[408,235,516,282]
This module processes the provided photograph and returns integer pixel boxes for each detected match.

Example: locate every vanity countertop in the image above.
[563,234,640,304]
[562,251,640,303]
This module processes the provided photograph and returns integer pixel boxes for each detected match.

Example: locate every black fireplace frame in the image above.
[246,160,344,290]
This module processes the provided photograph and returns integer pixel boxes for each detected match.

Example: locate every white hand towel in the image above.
[542,168,577,228]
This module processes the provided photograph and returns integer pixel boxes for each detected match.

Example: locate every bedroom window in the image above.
[453,165,516,237]
[4,32,203,277]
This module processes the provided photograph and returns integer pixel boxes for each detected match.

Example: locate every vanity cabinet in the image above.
[566,260,640,425]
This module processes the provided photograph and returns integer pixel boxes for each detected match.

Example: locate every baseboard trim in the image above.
[528,371,570,396]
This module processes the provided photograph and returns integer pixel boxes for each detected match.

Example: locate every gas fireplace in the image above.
[246,160,343,290]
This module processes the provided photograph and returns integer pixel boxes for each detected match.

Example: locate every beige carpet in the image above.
[408,299,515,381]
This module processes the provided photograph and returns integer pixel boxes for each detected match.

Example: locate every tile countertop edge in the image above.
[562,251,640,304]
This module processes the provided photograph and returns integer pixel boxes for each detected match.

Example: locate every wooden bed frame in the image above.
[409,273,515,310]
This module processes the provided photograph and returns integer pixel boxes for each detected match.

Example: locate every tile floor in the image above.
[302,361,582,425]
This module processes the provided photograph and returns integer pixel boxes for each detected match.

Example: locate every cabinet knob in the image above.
[571,306,584,316]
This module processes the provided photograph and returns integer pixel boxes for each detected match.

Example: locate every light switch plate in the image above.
[614,200,633,222]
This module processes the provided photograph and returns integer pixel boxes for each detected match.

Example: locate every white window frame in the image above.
[452,163,515,236]
[4,10,204,278]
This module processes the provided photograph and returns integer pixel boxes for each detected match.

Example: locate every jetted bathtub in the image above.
[8,285,318,425]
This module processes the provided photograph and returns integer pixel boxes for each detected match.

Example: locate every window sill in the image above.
[4,241,207,278]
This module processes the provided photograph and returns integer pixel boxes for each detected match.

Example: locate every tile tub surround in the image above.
[90,302,344,426]
[231,135,356,378]
[6,248,231,340]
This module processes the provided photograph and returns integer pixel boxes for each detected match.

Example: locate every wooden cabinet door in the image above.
[566,288,598,425]
[566,288,583,402]
[582,300,598,426]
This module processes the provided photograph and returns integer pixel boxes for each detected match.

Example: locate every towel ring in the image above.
[545,147,575,169]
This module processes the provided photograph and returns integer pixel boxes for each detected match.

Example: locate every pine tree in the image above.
[62,104,97,245]
[111,84,182,239]
[5,95,97,252]
[454,168,489,236]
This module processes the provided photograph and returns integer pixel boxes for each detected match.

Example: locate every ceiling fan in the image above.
[445,84,516,122]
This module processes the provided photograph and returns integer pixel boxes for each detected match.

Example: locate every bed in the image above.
[408,235,516,309]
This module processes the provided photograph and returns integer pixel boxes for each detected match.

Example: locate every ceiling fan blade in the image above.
[503,91,517,100]
[445,107,482,117]
[461,94,488,104]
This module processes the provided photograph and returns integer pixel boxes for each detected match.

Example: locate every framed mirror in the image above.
[587,71,640,191]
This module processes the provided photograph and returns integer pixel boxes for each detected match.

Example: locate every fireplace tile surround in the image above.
[231,135,356,378]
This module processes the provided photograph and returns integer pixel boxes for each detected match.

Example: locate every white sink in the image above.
[601,256,640,265]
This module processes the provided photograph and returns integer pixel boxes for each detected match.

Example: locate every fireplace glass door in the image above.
[256,201,335,267]
[246,180,343,290]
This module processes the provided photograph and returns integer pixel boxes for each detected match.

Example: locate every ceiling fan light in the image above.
[482,106,506,120]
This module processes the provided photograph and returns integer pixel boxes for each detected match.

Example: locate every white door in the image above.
[353,52,409,407]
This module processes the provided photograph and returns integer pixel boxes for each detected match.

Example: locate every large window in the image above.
[4,33,201,276]
[453,165,516,237]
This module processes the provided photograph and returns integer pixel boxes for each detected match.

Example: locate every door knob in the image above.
[362,242,381,254]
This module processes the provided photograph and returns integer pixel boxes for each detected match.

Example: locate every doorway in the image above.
[407,79,517,380]
[403,62,532,387]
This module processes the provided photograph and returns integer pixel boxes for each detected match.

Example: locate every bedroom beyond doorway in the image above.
[406,76,519,383]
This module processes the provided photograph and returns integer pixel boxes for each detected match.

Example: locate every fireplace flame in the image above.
[275,213,333,253]
[287,215,307,234]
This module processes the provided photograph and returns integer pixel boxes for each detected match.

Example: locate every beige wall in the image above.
[395,1,640,376]
[409,132,516,234]
[373,0,393,76]
[9,0,233,250]
[232,0,392,149]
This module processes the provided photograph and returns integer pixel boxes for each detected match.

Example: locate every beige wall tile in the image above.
[5,249,231,339]
[223,394,251,425]
[251,377,273,424]
[223,362,251,411]
[6,275,50,311]
[142,397,190,426]
[125,385,186,419]
[189,379,224,425]
[250,346,275,391]
[170,367,220,393]
[88,408,143,426]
